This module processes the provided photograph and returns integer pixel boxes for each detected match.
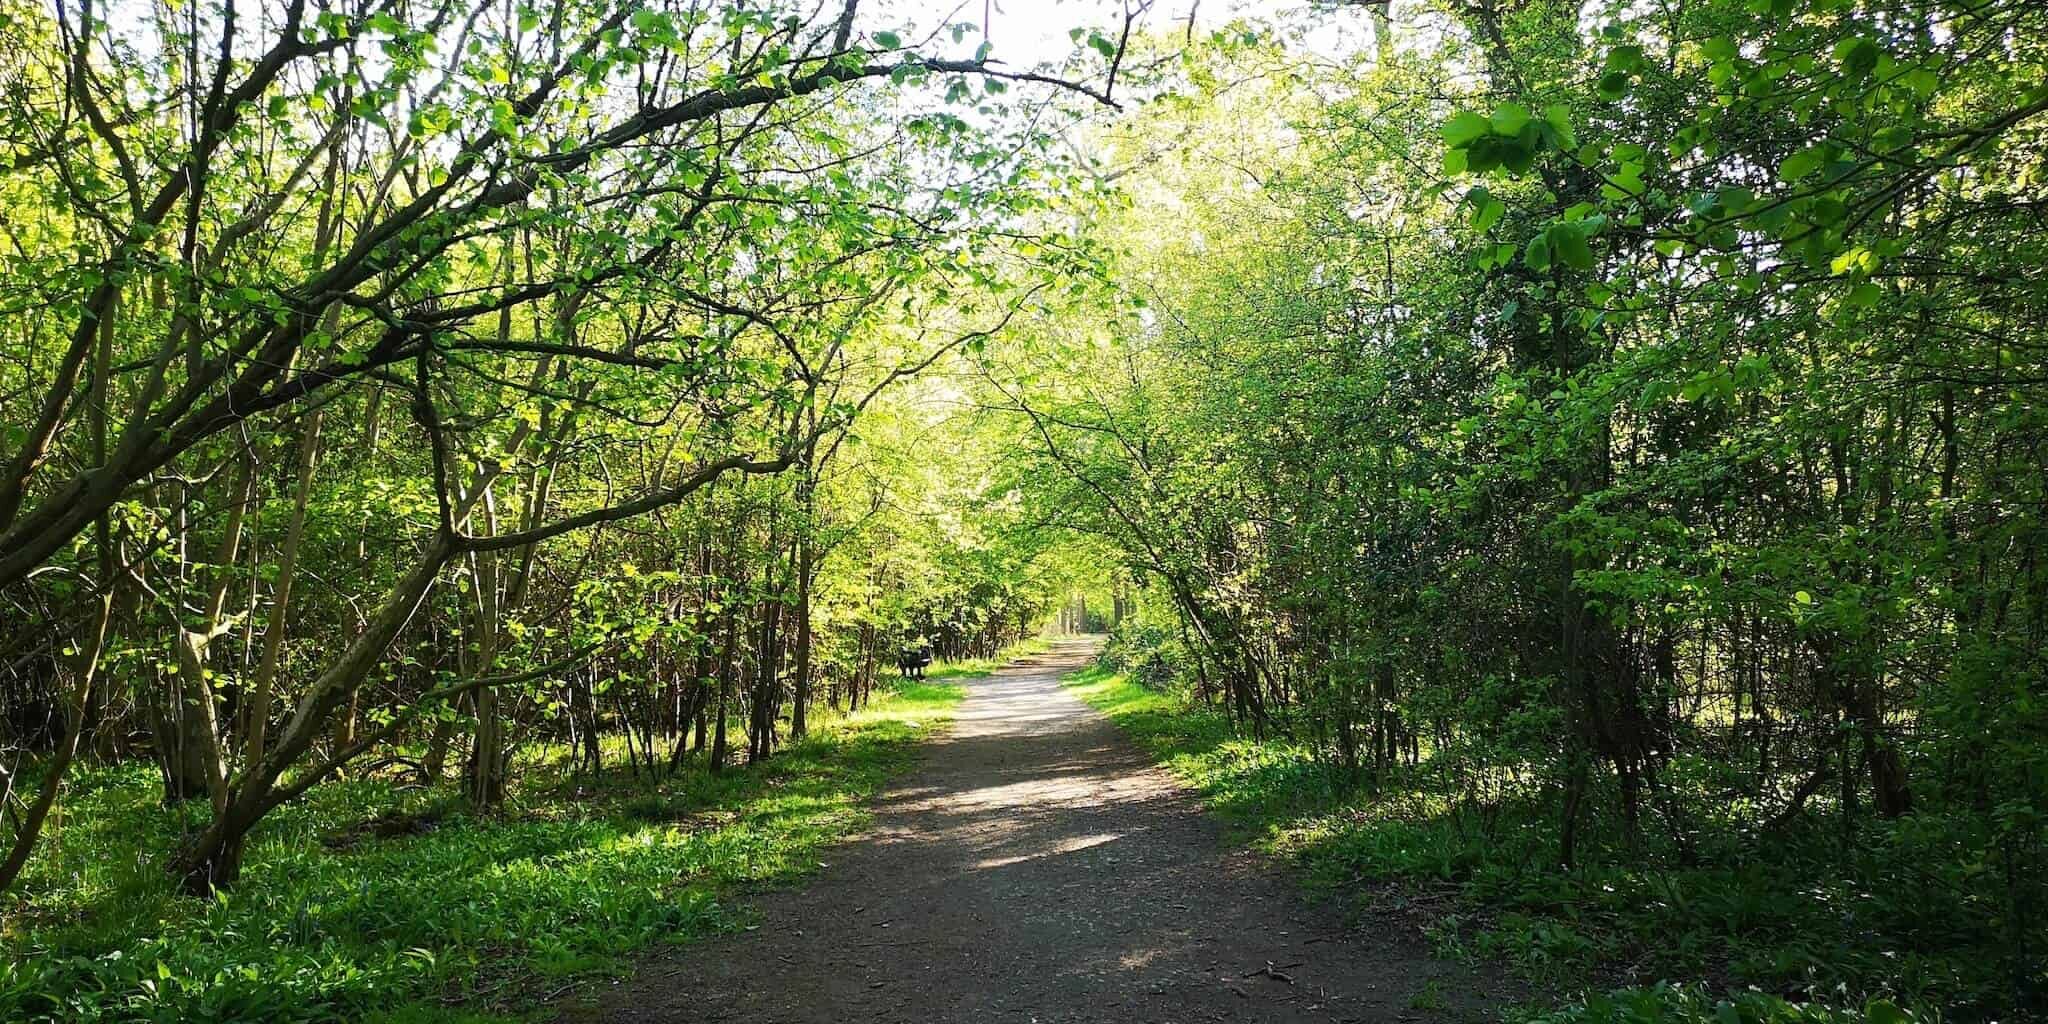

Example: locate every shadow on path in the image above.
[566,637,1511,1023]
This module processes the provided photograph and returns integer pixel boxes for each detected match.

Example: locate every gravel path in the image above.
[567,637,1510,1023]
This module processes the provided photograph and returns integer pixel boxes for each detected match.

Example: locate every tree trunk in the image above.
[710,596,739,773]
[0,592,115,896]
[173,540,455,892]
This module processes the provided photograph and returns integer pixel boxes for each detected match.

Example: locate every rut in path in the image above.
[568,637,1511,1023]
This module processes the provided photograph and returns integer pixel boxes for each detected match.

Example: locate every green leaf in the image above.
[1543,105,1577,150]
[872,30,901,48]
[1830,246,1879,276]
[1466,135,1509,173]
[1490,102,1531,136]
[1604,44,1644,71]
[1443,111,1491,147]
[1602,162,1644,200]
[1464,186,1508,233]
[1501,142,1536,176]
[1474,196,1506,233]
[1552,223,1594,270]
[1524,233,1552,272]
[1843,282,1883,309]
[1778,145,1827,182]
[1835,36,1881,78]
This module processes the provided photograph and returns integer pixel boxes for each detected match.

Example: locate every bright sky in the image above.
[877,0,1358,69]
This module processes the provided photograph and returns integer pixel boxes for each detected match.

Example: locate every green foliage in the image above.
[1069,663,2025,1018]
[996,6,2047,1020]
[1528,985,1929,1024]
[0,0,1099,897]
[3,1,2045,1021]
[1097,619,1185,687]
[0,684,961,1024]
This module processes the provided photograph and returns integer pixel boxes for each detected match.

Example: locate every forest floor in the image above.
[564,636,1512,1024]
[2,675,972,1024]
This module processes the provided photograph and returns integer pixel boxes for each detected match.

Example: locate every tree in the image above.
[0,0,1119,892]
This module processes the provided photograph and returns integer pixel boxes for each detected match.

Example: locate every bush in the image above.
[1066,665,2030,1021]
[1098,618,1184,687]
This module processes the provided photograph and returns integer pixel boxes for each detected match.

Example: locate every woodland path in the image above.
[567,637,1511,1023]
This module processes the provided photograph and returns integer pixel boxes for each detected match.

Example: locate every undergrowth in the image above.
[0,679,965,1024]
[1063,665,2016,1024]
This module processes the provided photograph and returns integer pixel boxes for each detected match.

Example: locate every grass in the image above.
[1063,664,1986,1024]
[923,636,1053,680]
[0,678,965,1024]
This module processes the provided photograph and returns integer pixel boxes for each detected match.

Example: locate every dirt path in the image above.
[568,637,1510,1023]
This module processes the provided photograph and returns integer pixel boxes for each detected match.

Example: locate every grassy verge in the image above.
[0,679,964,1024]
[1063,665,1957,1024]
[925,635,1052,680]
